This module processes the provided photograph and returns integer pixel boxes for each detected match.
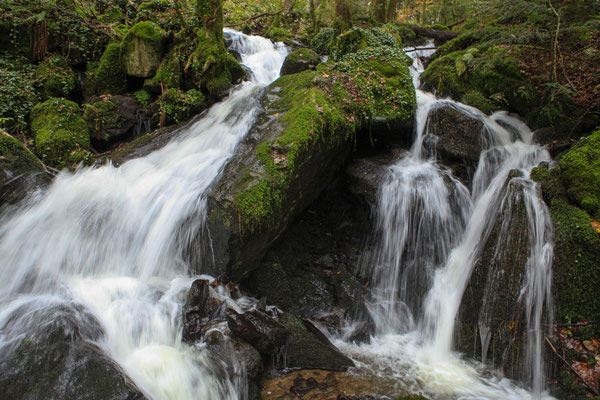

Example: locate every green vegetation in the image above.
[0,58,40,135]
[30,98,92,168]
[158,88,206,125]
[87,43,127,96]
[0,130,44,174]
[35,56,76,100]
[83,100,118,143]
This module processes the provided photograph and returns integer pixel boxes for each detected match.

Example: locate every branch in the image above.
[403,24,458,43]
[545,337,600,396]
[404,46,436,53]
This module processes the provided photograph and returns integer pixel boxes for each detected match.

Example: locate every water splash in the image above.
[0,31,288,400]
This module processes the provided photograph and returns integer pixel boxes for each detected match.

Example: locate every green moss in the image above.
[30,98,91,168]
[422,45,524,109]
[82,100,118,142]
[122,21,166,78]
[551,198,600,327]
[133,89,152,107]
[0,58,40,135]
[35,55,76,100]
[461,90,496,114]
[158,88,206,125]
[124,21,165,43]
[0,130,44,173]
[150,46,183,90]
[189,29,244,99]
[265,26,292,42]
[311,28,334,54]
[88,43,127,96]
[285,48,320,66]
[558,129,600,219]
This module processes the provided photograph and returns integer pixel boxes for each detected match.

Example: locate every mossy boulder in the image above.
[329,27,400,60]
[204,46,415,281]
[280,48,320,76]
[155,88,206,126]
[122,21,166,78]
[0,130,48,207]
[147,45,184,92]
[557,129,600,219]
[30,98,92,169]
[278,313,354,371]
[35,55,76,100]
[187,29,245,99]
[87,42,127,96]
[83,95,141,145]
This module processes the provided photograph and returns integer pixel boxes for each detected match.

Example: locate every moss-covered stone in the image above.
[30,98,92,168]
[83,100,118,142]
[149,45,184,91]
[329,27,399,60]
[0,130,48,207]
[206,44,415,280]
[280,48,320,76]
[264,26,292,42]
[188,29,245,99]
[35,55,76,100]
[157,88,206,125]
[87,42,127,96]
[557,129,600,219]
[550,199,600,327]
[122,21,166,78]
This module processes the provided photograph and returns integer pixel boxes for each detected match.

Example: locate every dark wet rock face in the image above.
[278,313,354,371]
[0,304,145,400]
[182,279,211,344]
[457,170,533,379]
[227,309,289,356]
[426,104,483,161]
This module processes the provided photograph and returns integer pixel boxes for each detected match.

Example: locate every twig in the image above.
[404,46,437,53]
[448,19,465,28]
[548,0,560,83]
[545,337,600,396]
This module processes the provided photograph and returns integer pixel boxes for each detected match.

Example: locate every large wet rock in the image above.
[0,304,145,400]
[457,170,535,379]
[426,103,484,162]
[0,130,49,208]
[205,48,415,280]
[83,95,143,146]
[278,313,354,371]
[182,279,212,343]
[227,309,289,356]
[245,182,369,320]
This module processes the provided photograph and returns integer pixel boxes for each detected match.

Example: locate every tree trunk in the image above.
[196,0,224,43]
[333,0,352,33]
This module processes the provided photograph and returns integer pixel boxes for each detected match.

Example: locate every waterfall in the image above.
[345,43,554,399]
[0,31,287,400]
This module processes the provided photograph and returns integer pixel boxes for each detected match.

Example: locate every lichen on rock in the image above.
[122,21,166,78]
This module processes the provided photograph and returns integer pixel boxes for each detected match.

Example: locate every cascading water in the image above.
[341,43,555,399]
[0,30,287,400]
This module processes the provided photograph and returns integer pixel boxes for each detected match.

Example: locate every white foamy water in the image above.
[0,30,287,400]
[345,43,554,399]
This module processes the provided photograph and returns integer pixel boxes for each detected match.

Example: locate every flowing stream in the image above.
[340,44,554,399]
[0,31,287,400]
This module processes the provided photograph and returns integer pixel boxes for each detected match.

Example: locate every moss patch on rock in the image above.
[157,88,206,125]
[558,129,600,219]
[188,29,245,99]
[280,48,320,76]
[0,130,44,175]
[30,98,92,168]
[122,21,166,78]
[83,100,118,142]
[87,42,127,96]
[35,55,76,100]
